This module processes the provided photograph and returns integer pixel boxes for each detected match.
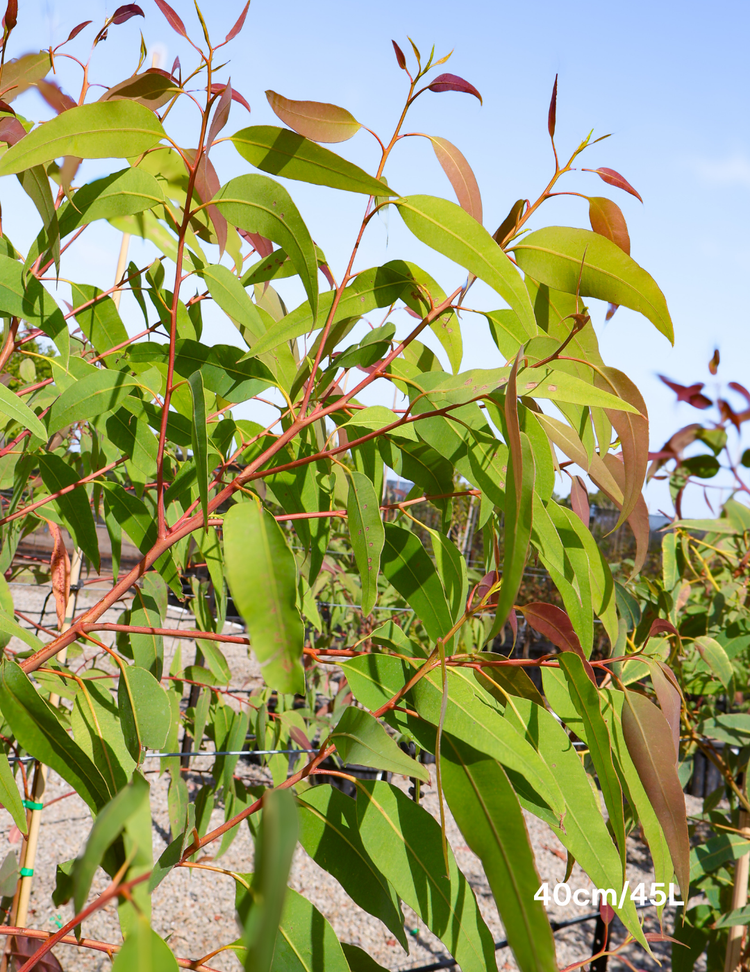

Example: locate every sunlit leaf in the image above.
[266,90,360,143]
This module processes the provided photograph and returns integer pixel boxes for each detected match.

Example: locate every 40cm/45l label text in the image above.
[534,882,684,909]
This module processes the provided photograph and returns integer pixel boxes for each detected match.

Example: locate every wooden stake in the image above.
[725,807,750,972]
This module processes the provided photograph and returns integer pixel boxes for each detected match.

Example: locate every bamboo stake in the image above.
[112,232,131,312]
[725,807,750,972]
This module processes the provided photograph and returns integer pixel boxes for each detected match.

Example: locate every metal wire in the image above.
[6,749,317,764]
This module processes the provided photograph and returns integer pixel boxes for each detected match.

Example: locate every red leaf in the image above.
[224,0,250,43]
[508,608,518,648]
[649,660,682,760]
[209,82,250,114]
[622,690,690,897]
[599,902,615,925]
[547,74,558,139]
[112,3,144,24]
[0,100,14,114]
[191,151,227,256]
[605,303,619,321]
[658,374,712,410]
[319,262,335,289]
[3,0,17,32]
[648,618,680,642]
[153,0,187,37]
[471,570,500,609]
[208,78,232,145]
[709,348,720,375]
[9,936,62,971]
[171,56,181,79]
[585,166,643,204]
[65,20,92,41]
[289,725,313,751]
[392,40,406,70]
[427,73,482,104]
[429,136,482,223]
[238,230,273,258]
[35,78,76,114]
[588,196,630,255]
[599,454,649,577]
[519,602,597,684]
[0,115,24,144]
[48,521,70,629]
[569,474,589,528]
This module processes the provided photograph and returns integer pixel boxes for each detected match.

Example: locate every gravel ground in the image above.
[3,581,703,971]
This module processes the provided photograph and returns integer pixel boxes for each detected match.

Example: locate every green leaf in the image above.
[18,164,59,272]
[0,101,165,176]
[0,378,48,440]
[557,653,627,874]
[111,915,179,972]
[37,454,100,571]
[213,174,318,322]
[622,690,690,897]
[0,751,26,835]
[341,944,390,972]
[297,785,407,948]
[694,636,733,691]
[698,713,750,745]
[346,471,385,616]
[428,529,468,623]
[690,832,750,883]
[118,665,171,760]
[266,90,361,142]
[237,788,298,972]
[58,167,166,237]
[254,887,350,972]
[381,523,454,645]
[0,661,109,811]
[200,262,267,340]
[73,771,150,915]
[187,371,209,529]
[71,676,136,795]
[224,501,305,695]
[47,369,143,433]
[231,126,393,196]
[356,780,497,972]
[512,227,673,343]
[441,735,557,972]
[71,283,129,359]
[393,194,537,336]
[129,575,167,678]
[332,706,429,781]
[0,254,69,364]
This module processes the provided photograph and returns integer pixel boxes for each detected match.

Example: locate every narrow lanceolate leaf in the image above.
[513,227,673,343]
[491,432,535,637]
[0,379,47,439]
[118,664,171,761]
[213,174,318,322]
[441,735,557,972]
[593,367,648,530]
[428,136,482,223]
[381,523,454,645]
[0,101,164,176]
[356,781,497,972]
[223,502,304,694]
[347,471,385,616]
[48,519,70,628]
[111,916,178,972]
[648,660,682,759]
[394,195,537,336]
[0,662,109,811]
[333,707,428,781]
[622,690,690,897]
[557,653,627,875]
[57,167,166,237]
[0,750,26,834]
[297,785,407,948]
[200,263,266,339]
[586,166,643,203]
[519,602,596,677]
[597,453,649,575]
[230,126,393,196]
[427,74,482,104]
[187,371,209,529]
[266,90,361,142]
[694,636,733,691]
[262,888,350,972]
[588,196,630,254]
[47,370,142,433]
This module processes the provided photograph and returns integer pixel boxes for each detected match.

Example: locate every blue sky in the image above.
[4,0,749,515]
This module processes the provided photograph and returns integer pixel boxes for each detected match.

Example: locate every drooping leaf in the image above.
[118,664,171,760]
[513,227,673,342]
[519,602,596,676]
[230,126,392,196]
[588,196,630,254]
[585,166,643,203]
[346,471,385,616]
[223,501,304,694]
[47,370,142,433]
[187,371,209,528]
[427,73,482,103]
[37,454,100,570]
[0,101,164,176]
[213,174,318,321]
[111,915,179,972]
[0,662,109,811]
[0,379,47,440]
[440,734,557,972]
[0,254,69,364]
[101,69,180,110]
[0,750,26,835]
[356,780,497,972]
[428,136,482,223]
[381,523,454,645]
[266,90,360,142]
[332,706,428,781]
[621,690,690,897]
[297,785,407,948]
